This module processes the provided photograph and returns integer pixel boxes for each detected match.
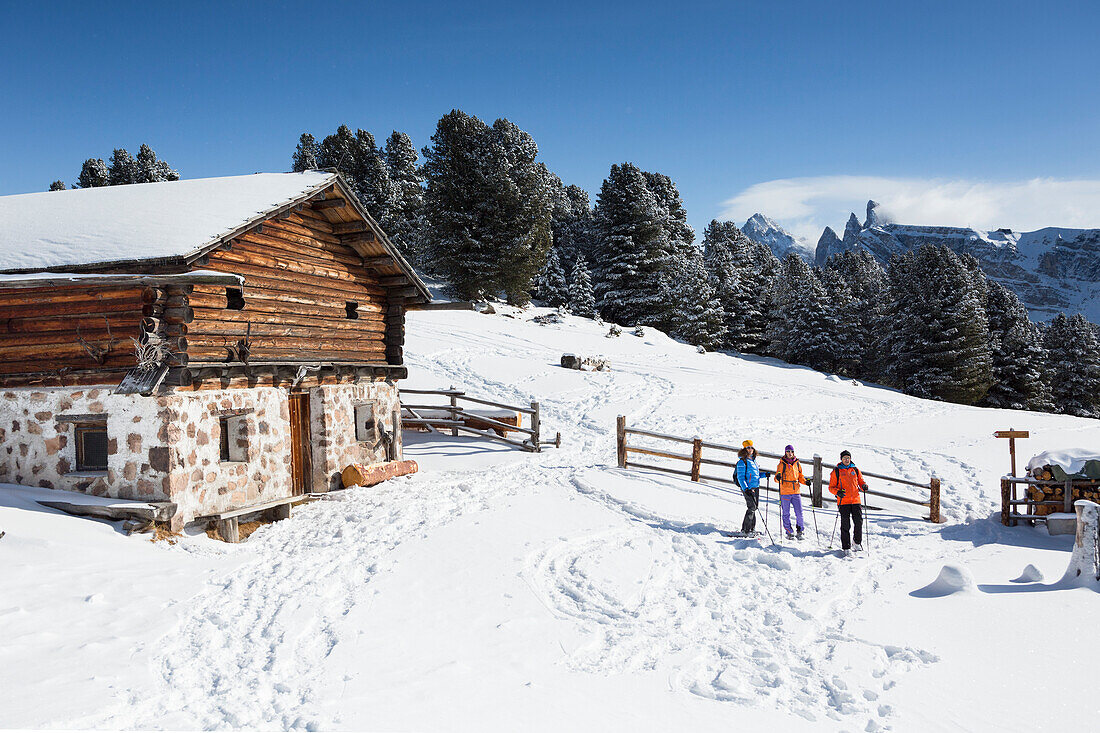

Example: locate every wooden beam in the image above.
[333,221,368,235]
[379,276,409,287]
[361,256,392,268]
[311,198,347,210]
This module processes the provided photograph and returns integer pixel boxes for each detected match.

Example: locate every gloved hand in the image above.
[837,489,846,500]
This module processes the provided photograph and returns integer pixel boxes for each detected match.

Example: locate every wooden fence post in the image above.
[530,401,541,452]
[616,415,627,468]
[929,477,943,523]
[1000,477,1012,526]
[812,454,823,508]
[1064,479,1074,513]
[449,393,459,437]
[691,438,702,482]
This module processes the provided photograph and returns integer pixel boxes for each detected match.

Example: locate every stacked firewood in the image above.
[1026,466,1100,516]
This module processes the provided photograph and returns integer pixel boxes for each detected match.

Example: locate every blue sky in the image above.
[2,0,1098,241]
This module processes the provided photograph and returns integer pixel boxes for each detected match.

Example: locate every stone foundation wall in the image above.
[0,386,170,500]
[310,381,402,492]
[1,380,404,525]
[162,387,293,522]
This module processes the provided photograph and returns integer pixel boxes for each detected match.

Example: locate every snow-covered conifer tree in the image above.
[77,158,110,188]
[591,163,668,326]
[292,133,319,171]
[536,247,569,307]
[48,180,65,191]
[1043,313,1100,417]
[884,245,992,404]
[136,144,179,183]
[383,131,425,263]
[108,148,141,185]
[569,256,597,318]
[983,282,1052,411]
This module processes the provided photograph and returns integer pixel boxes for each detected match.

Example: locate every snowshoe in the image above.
[854,544,864,553]
[796,528,804,540]
[786,532,794,540]
[725,530,762,539]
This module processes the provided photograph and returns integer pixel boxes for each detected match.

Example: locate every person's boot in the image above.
[796,527,804,540]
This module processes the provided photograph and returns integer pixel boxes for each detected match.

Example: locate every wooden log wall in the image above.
[0,283,145,378]
[187,209,390,365]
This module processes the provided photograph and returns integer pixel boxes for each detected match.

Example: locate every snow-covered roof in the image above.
[0,172,337,272]
[0,270,244,288]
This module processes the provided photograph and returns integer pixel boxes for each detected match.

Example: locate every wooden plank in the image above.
[457,394,537,415]
[311,197,347,210]
[625,426,695,445]
[625,445,694,462]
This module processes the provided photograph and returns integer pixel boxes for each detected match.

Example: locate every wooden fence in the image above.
[1000,475,1100,526]
[616,416,943,522]
[401,388,560,453]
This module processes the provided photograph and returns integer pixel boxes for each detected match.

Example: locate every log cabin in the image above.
[0,171,430,529]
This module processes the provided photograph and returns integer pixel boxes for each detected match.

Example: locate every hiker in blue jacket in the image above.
[736,440,763,534]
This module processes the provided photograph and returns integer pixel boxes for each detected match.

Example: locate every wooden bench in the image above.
[196,495,309,543]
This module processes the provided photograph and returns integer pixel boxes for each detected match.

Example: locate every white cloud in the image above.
[719,176,1100,246]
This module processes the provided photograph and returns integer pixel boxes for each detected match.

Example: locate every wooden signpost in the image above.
[993,429,1029,476]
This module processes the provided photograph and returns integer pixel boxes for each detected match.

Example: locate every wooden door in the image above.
[288,393,312,495]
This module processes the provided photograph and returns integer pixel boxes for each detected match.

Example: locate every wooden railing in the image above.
[616,416,943,522]
[1000,475,1100,526]
[401,388,560,453]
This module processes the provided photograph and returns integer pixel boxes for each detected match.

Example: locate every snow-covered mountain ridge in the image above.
[741,212,813,259]
[815,200,1100,321]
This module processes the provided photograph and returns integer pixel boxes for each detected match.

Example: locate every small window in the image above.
[218,414,248,462]
[225,287,245,310]
[355,402,377,443]
[219,417,231,461]
[345,301,359,320]
[75,425,108,472]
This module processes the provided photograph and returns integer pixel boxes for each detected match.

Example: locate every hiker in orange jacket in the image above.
[775,445,809,540]
[829,450,868,552]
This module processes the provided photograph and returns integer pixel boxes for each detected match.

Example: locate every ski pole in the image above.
[764,473,770,530]
[808,484,821,548]
[862,487,870,552]
[828,511,839,550]
[756,504,776,546]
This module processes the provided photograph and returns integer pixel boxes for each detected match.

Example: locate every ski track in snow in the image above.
[520,473,938,728]
[61,467,526,731]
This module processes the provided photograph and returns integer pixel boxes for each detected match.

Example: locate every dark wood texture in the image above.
[189,213,395,365]
[289,393,312,496]
[0,283,145,376]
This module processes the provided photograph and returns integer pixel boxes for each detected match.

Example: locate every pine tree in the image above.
[551,183,596,271]
[591,163,668,326]
[983,282,1052,411]
[108,149,141,185]
[77,158,110,188]
[823,249,888,378]
[383,131,425,262]
[136,144,179,183]
[702,220,777,353]
[536,247,569,307]
[292,133,319,171]
[767,253,834,370]
[420,110,553,303]
[318,125,397,229]
[666,246,725,349]
[569,256,597,318]
[1043,313,1100,417]
[884,245,993,404]
[48,180,66,191]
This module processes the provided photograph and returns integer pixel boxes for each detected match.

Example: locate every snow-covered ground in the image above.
[2,307,1098,732]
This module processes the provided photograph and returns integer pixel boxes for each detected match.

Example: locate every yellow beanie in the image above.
[742,439,753,448]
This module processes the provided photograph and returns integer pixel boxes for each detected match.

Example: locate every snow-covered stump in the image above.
[1063,500,1100,586]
